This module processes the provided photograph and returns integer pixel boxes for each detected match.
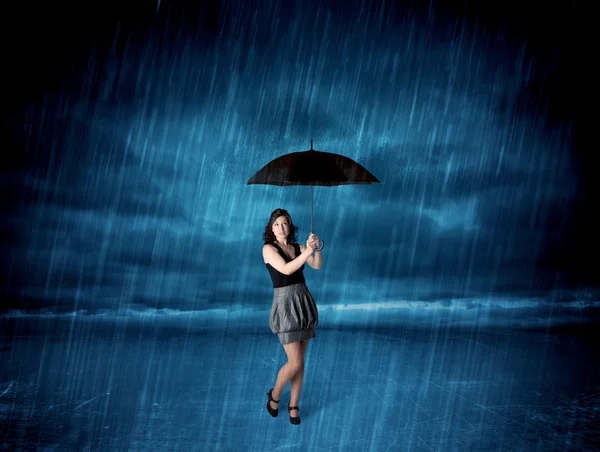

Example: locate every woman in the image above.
[263,208,322,425]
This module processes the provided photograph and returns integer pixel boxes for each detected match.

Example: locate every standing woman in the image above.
[263,208,322,425]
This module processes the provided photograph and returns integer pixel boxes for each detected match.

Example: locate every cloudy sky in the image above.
[1,0,594,315]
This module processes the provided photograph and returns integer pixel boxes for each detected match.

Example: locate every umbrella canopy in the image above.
[247,141,379,186]
[247,141,380,250]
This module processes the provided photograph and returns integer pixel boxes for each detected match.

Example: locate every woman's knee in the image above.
[287,359,304,374]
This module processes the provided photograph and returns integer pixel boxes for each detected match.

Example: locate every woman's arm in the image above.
[299,244,322,270]
[263,244,314,275]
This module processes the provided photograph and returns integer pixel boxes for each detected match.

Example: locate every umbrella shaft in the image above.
[310,185,313,233]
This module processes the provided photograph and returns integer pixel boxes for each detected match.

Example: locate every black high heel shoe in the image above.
[288,404,301,425]
[266,388,279,417]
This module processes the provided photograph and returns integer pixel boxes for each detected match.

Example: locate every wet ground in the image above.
[1,313,598,451]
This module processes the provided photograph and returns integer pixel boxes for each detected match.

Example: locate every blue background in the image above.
[1,1,597,450]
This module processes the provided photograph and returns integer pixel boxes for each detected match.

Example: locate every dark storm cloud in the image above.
[1,0,586,316]
[103,227,207,270]
[311,186,565,300]
[357,142,576,202]
[6,112,191,221]
[17,177,189,224]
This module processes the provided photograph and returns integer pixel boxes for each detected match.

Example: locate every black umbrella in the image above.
[247,141,380,250]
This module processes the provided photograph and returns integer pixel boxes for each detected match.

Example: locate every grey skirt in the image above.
[270,282,319,345]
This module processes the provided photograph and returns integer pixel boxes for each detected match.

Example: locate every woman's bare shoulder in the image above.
[263,243,278,264]
[263,243,277,255]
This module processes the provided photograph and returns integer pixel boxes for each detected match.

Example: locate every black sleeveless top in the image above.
[265,242,306,288]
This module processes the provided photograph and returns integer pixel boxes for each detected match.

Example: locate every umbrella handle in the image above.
[315,240,325,251]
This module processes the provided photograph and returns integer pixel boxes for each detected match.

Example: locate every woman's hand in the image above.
[307,233,319,250]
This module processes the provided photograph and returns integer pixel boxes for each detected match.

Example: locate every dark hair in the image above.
[263,208,299,244]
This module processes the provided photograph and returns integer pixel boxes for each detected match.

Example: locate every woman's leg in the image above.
[289,340,308,414]
[270,341,304,409]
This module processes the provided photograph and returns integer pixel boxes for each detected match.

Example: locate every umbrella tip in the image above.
[310,139,313,150]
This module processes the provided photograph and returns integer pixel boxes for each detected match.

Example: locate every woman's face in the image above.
[272,215,290,240]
